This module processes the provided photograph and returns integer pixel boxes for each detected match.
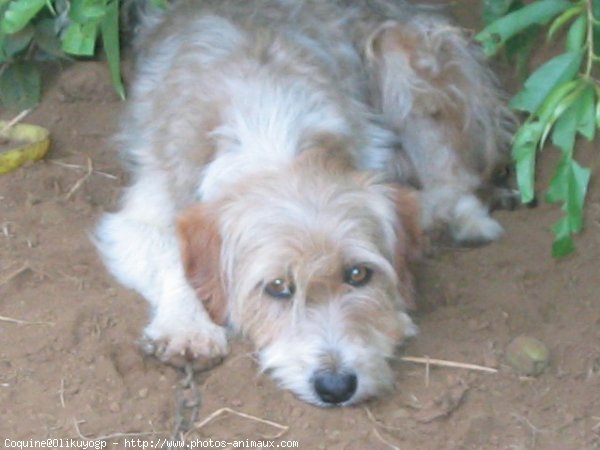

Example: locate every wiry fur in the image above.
[353,1,518,242]
[95,0,514,406]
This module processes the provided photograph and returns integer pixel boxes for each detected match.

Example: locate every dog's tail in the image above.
[363,11,518,183]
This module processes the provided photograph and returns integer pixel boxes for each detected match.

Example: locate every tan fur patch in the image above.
[177,204,228,325]
[389,185,422,309]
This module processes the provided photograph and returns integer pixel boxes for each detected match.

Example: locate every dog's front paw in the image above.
[142,321,229,371]
[450,195,504,245]
[451,214,503,245]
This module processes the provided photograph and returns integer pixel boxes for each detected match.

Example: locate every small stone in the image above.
[505,335,550,376]
[138,388,149,398]
[109,402,120,413]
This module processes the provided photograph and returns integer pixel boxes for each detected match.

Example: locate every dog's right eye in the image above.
[264,278,295,300]
[344,265,373,287]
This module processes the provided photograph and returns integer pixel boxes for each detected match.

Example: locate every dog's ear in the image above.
[177,204,227,325]
[389,186,423,310]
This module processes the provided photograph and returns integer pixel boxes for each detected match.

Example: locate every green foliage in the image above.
[478,0,600,257]
[0,0,126,111]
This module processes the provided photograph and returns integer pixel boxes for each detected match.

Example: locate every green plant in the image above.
[477,0,600,257]
[0,0,125,110]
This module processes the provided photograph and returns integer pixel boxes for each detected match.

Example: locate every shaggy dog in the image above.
[95,0,513,406]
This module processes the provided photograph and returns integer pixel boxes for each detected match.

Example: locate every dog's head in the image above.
[177,150,421,406]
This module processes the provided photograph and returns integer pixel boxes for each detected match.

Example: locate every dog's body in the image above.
[96,0,514,406]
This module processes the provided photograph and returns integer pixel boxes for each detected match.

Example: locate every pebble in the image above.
[505,335,550,376]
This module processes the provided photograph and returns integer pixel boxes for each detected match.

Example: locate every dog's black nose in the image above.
[313,371,357,404]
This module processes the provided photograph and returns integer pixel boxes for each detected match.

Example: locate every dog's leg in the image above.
[365,18,516,244]
[420,185,504,244]
[397,115,505,245]
[95,175,228,370]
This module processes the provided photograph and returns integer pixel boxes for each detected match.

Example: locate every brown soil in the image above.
[1,3,599,449]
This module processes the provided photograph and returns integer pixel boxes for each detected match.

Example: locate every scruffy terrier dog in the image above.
[96,0,514,406]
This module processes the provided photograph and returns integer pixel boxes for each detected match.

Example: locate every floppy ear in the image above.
[176,204,227,325]
[389,186,423,310]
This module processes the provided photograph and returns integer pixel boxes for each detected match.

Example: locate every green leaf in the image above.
[45,0,55,15]
[596,88,600,128]
[552,218,575,257]
[512,121,543,203]
[476,0,571,56]
[1,0,46,34]
[551,99,578,154]
[546,153,588,205]
[574,85,596,140]
[536,79,580,123]
[593,0,600,56]
[33,18,64,58]
[149,0,168,9]
[510,51,583,113]
[482,0,516,25]
[547,156,590,257]
[566,15,587,52]
[566,160,590,232]
[546,154,569,204]
[538,80,584,147]
[100,0,124,99]
[505,24,541,80]
[69,0,107,23]
[1,23,33,57]
[547,4,584,41]
[0,61,40,110]
[61,21,98,56]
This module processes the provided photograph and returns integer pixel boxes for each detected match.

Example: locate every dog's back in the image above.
[118,0,396,205]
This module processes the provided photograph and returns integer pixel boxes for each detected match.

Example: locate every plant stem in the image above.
[584,0,597,78]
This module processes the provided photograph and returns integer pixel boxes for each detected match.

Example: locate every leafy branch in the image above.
[478,0,600,257]
[0,0,125,111]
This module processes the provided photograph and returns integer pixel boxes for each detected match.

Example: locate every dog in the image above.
[95,0,513,406]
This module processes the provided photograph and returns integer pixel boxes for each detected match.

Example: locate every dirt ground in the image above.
[1,2,599,449]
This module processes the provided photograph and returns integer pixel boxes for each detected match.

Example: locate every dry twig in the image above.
[190,407,288,440]
[400,356,498,374]
[364,407,404,432]
[0,109,32,135]
[0,262,30,286]
[65,157,94,200]
[372,427,401,450]
[59,379,66,409]
[0,315,54,326]
[72,418,162,441]
[50,160,118,180]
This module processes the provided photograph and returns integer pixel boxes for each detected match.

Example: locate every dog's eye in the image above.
[343,265,373,287]
[264,278,295,300]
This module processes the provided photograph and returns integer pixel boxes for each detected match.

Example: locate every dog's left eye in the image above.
[264,278,296,300]
[343,265,373,287]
